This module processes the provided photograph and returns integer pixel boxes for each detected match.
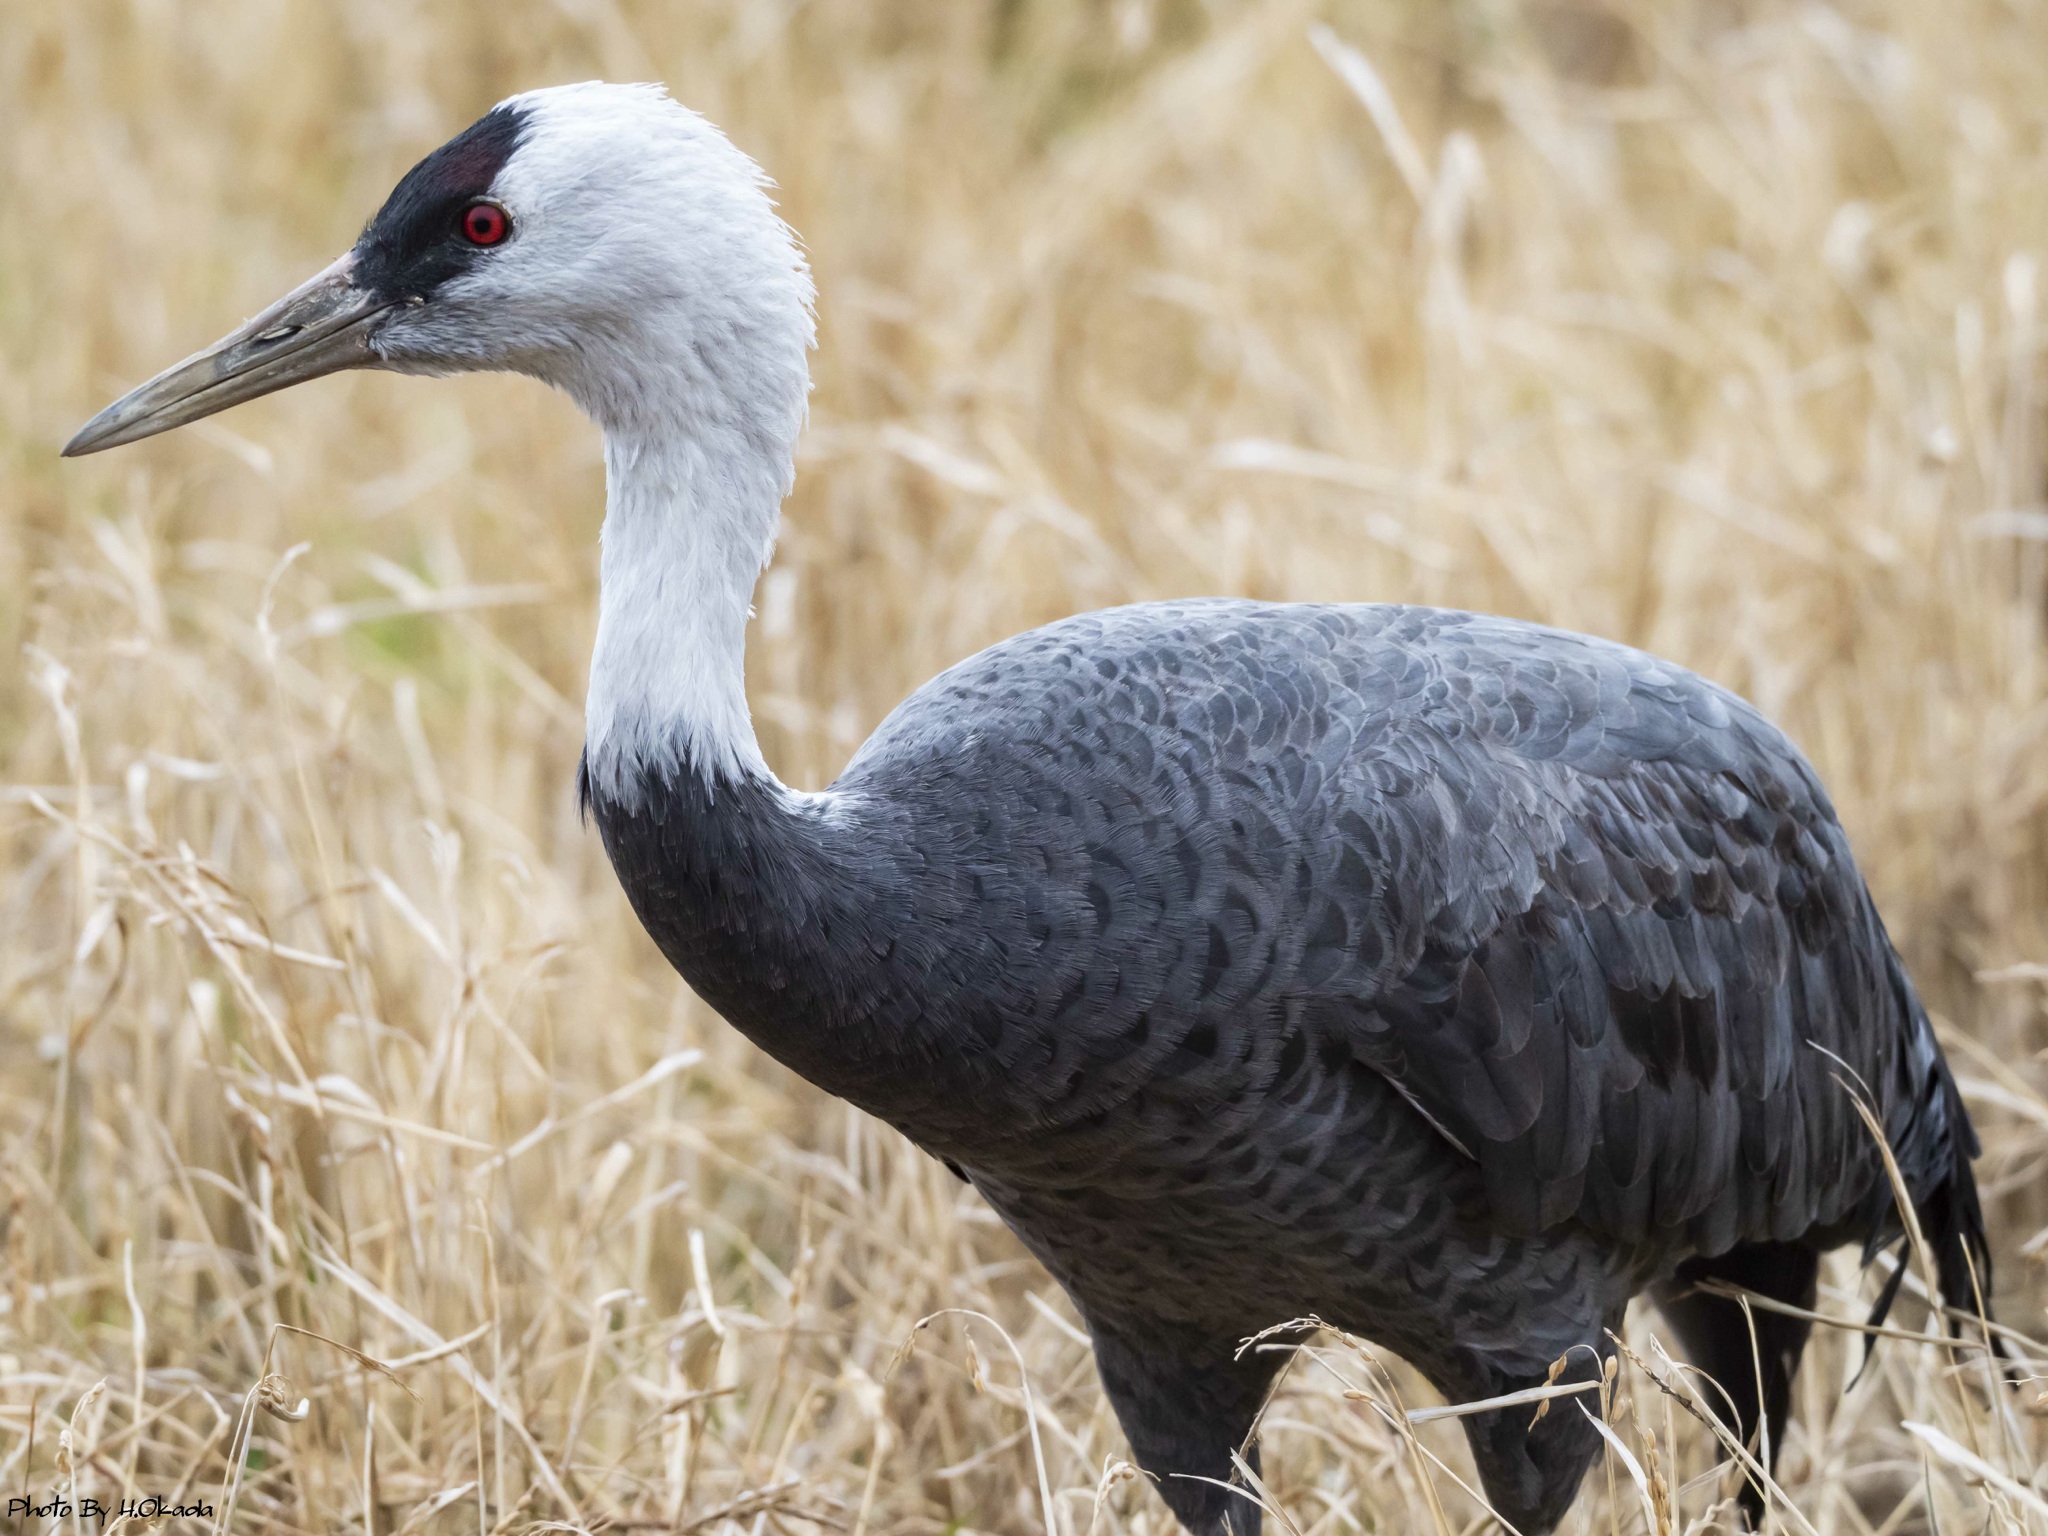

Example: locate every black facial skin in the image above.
[352,103,527,303]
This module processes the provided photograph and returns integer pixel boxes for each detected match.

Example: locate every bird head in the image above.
[65,81,815,456]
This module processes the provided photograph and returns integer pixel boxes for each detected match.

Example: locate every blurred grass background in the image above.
[8,1,2048,1531]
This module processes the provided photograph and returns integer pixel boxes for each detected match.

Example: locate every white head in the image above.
[67,83,817,798]
[369,84,814,444]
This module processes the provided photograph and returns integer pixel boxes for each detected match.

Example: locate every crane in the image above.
[65,82,1991,1535]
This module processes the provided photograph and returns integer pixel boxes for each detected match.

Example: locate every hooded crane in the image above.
[66,82,1991,1535]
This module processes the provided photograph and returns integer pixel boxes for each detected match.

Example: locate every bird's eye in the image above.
[460,202,509,246]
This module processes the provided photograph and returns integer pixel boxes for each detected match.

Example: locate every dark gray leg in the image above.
[1089,1323,1284,1536]
[1453,1327,1619,1535]
[1652,1242,1820,1529]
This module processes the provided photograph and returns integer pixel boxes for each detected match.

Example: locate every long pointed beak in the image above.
[63,255,395,457]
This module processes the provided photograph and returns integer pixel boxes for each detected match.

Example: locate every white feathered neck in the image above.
[472,84,815,801]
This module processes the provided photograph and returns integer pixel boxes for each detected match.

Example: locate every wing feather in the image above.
[839,600,1965,1256]
[1297,624,1935,1247]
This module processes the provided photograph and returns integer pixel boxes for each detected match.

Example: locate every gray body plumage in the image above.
[590,598,1986,1535]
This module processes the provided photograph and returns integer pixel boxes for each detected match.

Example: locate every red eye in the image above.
[461,202,508,246]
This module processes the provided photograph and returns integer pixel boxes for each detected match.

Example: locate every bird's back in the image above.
[833,599,1980,1293]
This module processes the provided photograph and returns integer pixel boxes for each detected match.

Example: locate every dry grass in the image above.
[8,0,2048,1531]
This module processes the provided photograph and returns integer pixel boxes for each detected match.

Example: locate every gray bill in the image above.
[63,255,394,457]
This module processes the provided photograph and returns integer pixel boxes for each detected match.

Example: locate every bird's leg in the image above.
[1651,1241,1820,1528]
[1449,1321,1620,1535]
[1087,1321,1286,1536]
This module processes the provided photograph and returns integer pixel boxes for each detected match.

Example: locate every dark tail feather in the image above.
[1926,1072,1993,1317]
[1852,952,1999,1372]
[1909,1070,2003,1360]
[1851,1237,1910,1387]
[1854,1069,2002,1388]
